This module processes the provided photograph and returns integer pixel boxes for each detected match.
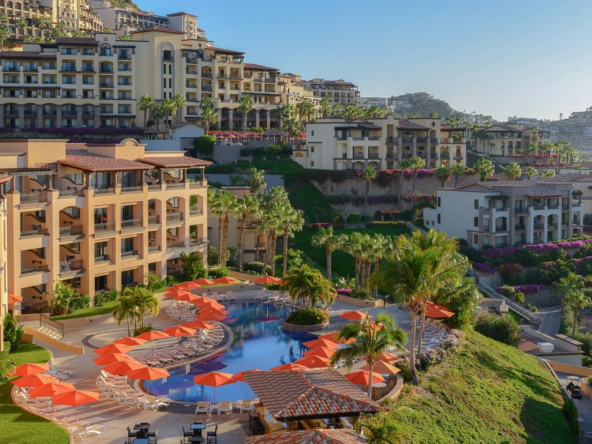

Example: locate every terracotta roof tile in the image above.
[526,185,563,198]
[0,51,56,59]
[537,173,591,183]
[244,63,278,72]
[209,47,244,55]
[397,119,430,130]
[56,37,98,45]
[484,124,523,132]
[0,174,12,185]
[130,26,184,35]
[59,150,154,172]
[137,157,212,168]
[455,180,563,197]
[244,429,366,444]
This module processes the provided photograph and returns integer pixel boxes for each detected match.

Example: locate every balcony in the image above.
[495,225,508,232]
[368,153,379,159]
[167,241,185,250]
[100,67,114,73]
[95,222,115,233]
[94,187,115,195]
[22,265,49,275]
[59,225,83,238]
[515,224,526,230]
[148,245,161,253]
[21,193,48,204]
[166,213,184,224]
[94,254,111,263]
[100,81,114,88]
[190,237,208,247]
[21,227,49,237]
[121,250,139,258]
[121,218,143,231]
[534,223,545,230]
[148,215,160,226]
[353,153,364,159]
[514,207,528,214]
[166,182,186,189]
[121,186,142,193]
[148,184,162,191]
[189,207,203,216]
[60,259,84,276]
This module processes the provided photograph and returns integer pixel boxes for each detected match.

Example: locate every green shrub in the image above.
[514,292,525,304]
[366,221,407,228]
[575,332,592,356]
[209,266,230,278]
[134,324,153,336]
[265,283,282,290]
[347,213,362,224]
[193,135,215,155]
[349,287,374,300]
[531,306,538,313]
[563,399,579,435]
[274,249,303,275]
[68,295,91,312]
[474,313,521,347]
[498,263,524,285]
[3,314,24,352]
[286,307,329,325]
[244,262,272,275]
[396,360,413,383]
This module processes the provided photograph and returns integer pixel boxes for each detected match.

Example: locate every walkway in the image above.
[537,305,563,336]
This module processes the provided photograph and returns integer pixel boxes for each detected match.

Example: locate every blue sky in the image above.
[140,0,592,121]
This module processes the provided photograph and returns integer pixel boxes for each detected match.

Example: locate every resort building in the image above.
[472,123,552,156]
[93,6,169,34]
[0,174,11,350]
[293,115,467,170]
[303,78,360,107]
[423,180,584,248]
[0,0,53,39]
[0,138,210,313]
[166,12,200,41]
[278,73,318,106]
[360,97,389,109]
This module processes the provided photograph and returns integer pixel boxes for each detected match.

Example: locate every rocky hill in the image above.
[389,92,454,117]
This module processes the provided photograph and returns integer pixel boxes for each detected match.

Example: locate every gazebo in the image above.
[243,369,380,434]
[244,429,366,443]
[378,209,400,221]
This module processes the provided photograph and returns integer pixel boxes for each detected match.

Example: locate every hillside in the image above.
[96,0,139,10]
[392,330,576,443]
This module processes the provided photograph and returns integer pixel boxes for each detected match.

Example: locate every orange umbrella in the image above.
[360,360,400,376]
[302,338,340,350]
[28,382,76,398]
[12,374,59,388]
[164,288,192,298]
[303,347,336,359]
[162,326,196,337]
[294,356,331,368]
[135,330,170,357]
[374,352,401,364]
[270,363,308,371]
[181,320,216,330]
[197,306,228,315]
[126,367,170,381]
[102,360,146,376]
[195,300,226,310]
[196,312,227,322]
[345,371,385,386]
[193,372,235,402]
[7,294,23,304]
[194,278,215,286]
[318,332,356,345]
[254,276,281,285]
[176,293,200,303]
[231,369,263,383]
[425,301,455,318]
[93,343,134,356]
[174,282,201,290]
[340,311,371,322]
[92,353,136,366]
[114,336,148,346]
[213,277,240,285]
[11,363,49,377]
[52,390,100,421]
[367,322,384,331]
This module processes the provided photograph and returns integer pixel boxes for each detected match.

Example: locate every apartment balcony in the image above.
[148,245,162,253]
[121,218,143,232]
[166,182,186,189]
[353,153,365,159]
[189,237,208,247]
[21,193,48,204]
[402,153,413,159]
[495,225,508,232]
[368,153,380,159]
[59,225,83,240]
[189,207,203,216]
[573,202,583,208]
[440,153,450,159]
[94,254,111,264]
[386,152,395,159]
[21,264,49,275]
[121,249,139,259]
[121,185,142,194]
[534,223,545,230]
[21,227,49,237]
[94,187,115,195]
[100,67,114,73]
[167,240,186,251]
[515,224,526,231]
[94,222,115,234]
[59,259,84,277]
[166,213,184,225]
[514,207,529,215]
[201,72,213,78]
[148,183,162,192]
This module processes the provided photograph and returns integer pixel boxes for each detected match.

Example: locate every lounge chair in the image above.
[73,423,105,440]
[47,363,73,379]
[218,401,232,415]
[255,290,265,301]
[241,399,255,413]
[227,291,236,302]
[195,401,210,415]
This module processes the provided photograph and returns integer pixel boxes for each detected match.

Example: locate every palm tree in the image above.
[342,105,363,121]
[282,265,336,308]
[139,95,155,130]
[319,98,332,118]
[279,206,304,277]
[450,163,467,188]
[15,18,27,39]
[524,166,537,179]
[217,190,238,266]
[150,104,166,127]
[172,93,186,125]
[0,26,9,52]
[397,159,413,209]
[311,226,344,281]
[562,290,591,338]
[361,166,377,219]
[233,194,260,270]
[332,103,344,118]
[541,170,555,178]
[111,295,137,335]
[208,188,224,262]
[521,142,537,166]
[295,96,314,129]
[237,95,254,129]
[434,166,451,188]
[282,117,300,147]
[330,314,407,397]
[163,98,178,130]
[474,157,495,182]
[505,162,522,180]
[179,251,206,281]
[0,13,8,25]
[246,168,266,194]
[126,287,159,329]
[408,156,426,209]
[272,104,291,130]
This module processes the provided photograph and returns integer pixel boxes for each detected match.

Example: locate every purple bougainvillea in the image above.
[472,263,496,275]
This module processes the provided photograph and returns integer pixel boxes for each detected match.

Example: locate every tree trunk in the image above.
[573,308,578,338]
[374,258,379,299]
[411,170,418,212]
[364,179,370,219]
[409,311,419,385]
[126,316,130,336]
[263,232,273,271]
[416,306,427,369]
[282,227,289,278]
[326,244,332,281]
[222,213,230,266]
[360,260,365,289]
[398,174,404,209]
[270,231,277,276]
[255,233,261,264]
[237,213,247,270]
[144,109,148,130]
[355,256,360,287]
[454,174,459,188]
[368,360,374,398]
[217,216,223,265]
[365,260,371,289]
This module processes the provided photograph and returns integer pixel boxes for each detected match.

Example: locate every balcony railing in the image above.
[121,250,139,258]
[121,218,143,230]
[515,224,526,230]
[190,208,203,216]
[22,265,48,275]
[166,182,185,189]
[368,153,379,159]
[121,186,142,193]
[514,207,528,213]
[166,213,184,223]
[94,187,115,195]
[21,192,48,203]
[190,237,208,246]
[534,223,545,229]
[59,225,83,237]
[148,215,160,225]
[353,153,364,159]
[148,183,162,191]
[94,254,110,263]
[167,241,185,249]
[495,225,508,232]
[190,181,206,188]
[60,259,83,272]
[21,228,49,237]
[94,222,115,233]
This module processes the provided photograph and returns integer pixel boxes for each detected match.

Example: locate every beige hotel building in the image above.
[472,123,552,156]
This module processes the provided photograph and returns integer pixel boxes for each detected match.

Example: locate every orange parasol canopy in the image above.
[114,336,148,346]
[374,352,401,364]
[136,330,170,341]
[181,320,216,330]
[213,277,240,285]
[176,293,200,303]
[11,363,49,377]
[270,363,308,371]
[194,278,216,286]
[197,306,228,315]
[367,322,384,331]
[193,371,235,402]
[425,301,455,318]
[28,382,76,398]
[340,311,371,322]
[93,343,134,356]
[92,353,136,366]
[360,360,400,376]
[7,294,23,304]
[52,390,100,421]
[254,276,281,285]
[196,312,227,322]
[318,332,356,345]
[303,347,337,359]
[302,338,341,350]
[162,326,196,337]
[126,367,170,381]
[294,356,331,368]
[345,371,385,386]
[12,374,59,388]
[102,360,146,376]
[231,369,263,383]
[174,282,202,290]
[195,300,226,310]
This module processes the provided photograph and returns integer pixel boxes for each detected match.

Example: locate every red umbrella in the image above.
[52,390,100,421]
[11,363,49,377]
[176,293,200,303]
[302,338,340,350]
[367,322,384,331]
[374,352,401,364]
[126,367,170,381]
[345,371,385,386]
[254,276,281,285]
[213,277,240,285]
[8,294,23,304]
[294,356,331,368]
[92,353,136,366]
[102,360,146,376]
[195,311,227,322]
[197,306,229,315]
[318,332,356,345]
[93,343,134,356]
[340,311,371,322]
[164,288,192,298]
[425,301,455,318]
[162,326,197,337]
[303,347,336,359]
[12,374,59,388]
[114,336,148,347]
[174,282,201,290]
[28,382,76,398]
[231,369,263,383]
[193,372,235,402]
[181,320,216,330]
[270,363,308,371]
[194,279,215,286]
[135,330,170,357]
[195,300,226,310]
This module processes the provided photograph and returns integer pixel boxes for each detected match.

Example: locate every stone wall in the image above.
[282,321,329,333]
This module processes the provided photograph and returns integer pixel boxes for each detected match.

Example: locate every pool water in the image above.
[144,302,315,403]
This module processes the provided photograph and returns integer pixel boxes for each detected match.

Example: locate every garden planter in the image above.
[281,321,329,333]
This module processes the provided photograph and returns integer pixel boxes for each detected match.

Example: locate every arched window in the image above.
[100,43,111,56]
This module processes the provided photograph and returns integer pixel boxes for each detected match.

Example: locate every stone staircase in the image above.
[36,324,63,340]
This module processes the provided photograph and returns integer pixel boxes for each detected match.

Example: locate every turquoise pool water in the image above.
[144,302,315,402]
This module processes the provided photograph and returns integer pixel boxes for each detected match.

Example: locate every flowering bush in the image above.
[481,238,592,257]
[472,262,496,275]
[336,288,352,296]
[403,192,435,203]
[419,329,464,369]
[497,263,524,285]
[495,284,545,295]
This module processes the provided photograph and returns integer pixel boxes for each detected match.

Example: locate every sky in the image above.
[138,0,592,121]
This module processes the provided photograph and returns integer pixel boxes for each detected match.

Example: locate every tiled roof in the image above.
[0,51,56,59]
[59,150,154,172]
[397,119,430,130]
[242,370,380,420]
[244,63,279,71]
[527,185,562,198]
[244,429,366,444]
[167,11,196,17]
[455,180,563,197]
[130,26,184,35]
[537,173,591,183]
[137,157,212,168]
[56,37,98,45]
[484,124,523,132]
[209,47,244,55]
[0,174,12,185]
[66,142,88,150]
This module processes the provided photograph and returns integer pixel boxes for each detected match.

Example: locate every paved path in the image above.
[536,305,563,336]
[555,372,592,437]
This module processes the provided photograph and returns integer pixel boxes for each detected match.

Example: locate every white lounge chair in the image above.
[195,401,210,414]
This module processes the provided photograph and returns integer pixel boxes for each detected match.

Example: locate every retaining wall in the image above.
[336,294,382,307]
[282,321,329,333]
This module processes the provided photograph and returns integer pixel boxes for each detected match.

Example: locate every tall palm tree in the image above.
[450,163,467,188]
[218,190,238,266]
[15,18,27,39]
[332,103,344,118]
[562,290,591,338]
[361,166,377,219]
[319,97,332,118]
[0,13,8,25]
[124,286,159,329]
[282,117,300,146]
[474,157,495,182]
[282,265,336,308]
[172,93,186,126]
[434,166,451,188]
[237,95,254,129]
[311,226,344,281]
[139,95,155,130]
[199,97,217,134]
[397,159,413,209]
[408,156,426,209]
[342,105,363,121]
[505,162,522,180]
[364,106,388,118]
[524,166,537,179]
[330,314,407,397]
[520,142,537,166]
[208,188,224,262]
[233,193,260,270]
[0,26,9,52]
[111,295,137,335]
[246,167,266,194]
[279,206,304,277]
[151,104,166,127]
[163,98,178,130]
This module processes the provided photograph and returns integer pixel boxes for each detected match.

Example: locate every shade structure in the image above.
[102,360,146,376]
[374,352,401,364]
[195,300,226,310]
[114,336,148,347]
[294,356,331,368]
[194,278,216,286]
[175,293,200,303]
[360,360,401,376]
[302,338,341,350]
[92,353,136,366]
[162,326,197,337]
[126,367,170,381]
[345,371,385,386]
[93,343,134,356]
[193,371,235,403]
[213,277,240,285]
[303,347,337,359]
[164,288,192,298]
[425,301,455,319]
[254,276,281,285]
[196,307,228,316]
[269,363,308,371]
[12,374,59,388]
[318,332,356,345]
[7,294,23,304]
[11,363,49,377]
[340,311,371,322]
[28,382,76,398]
[181,320,215,330]
[231,369,263,383]
[174,282,202,290]
[136,330,170,341]
[52,390,100,421]
[196,312,227,322]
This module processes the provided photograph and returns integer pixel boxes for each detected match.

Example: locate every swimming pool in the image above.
[143,302,315,403]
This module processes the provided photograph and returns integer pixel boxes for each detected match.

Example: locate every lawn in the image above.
[393,330,576,443]
[204,159,303,175]
[0,344,70,444]
[51,300,119,321]
[292,225,411,279]
[286,180,334,223]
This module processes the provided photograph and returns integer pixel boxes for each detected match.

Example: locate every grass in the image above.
[393,330,576,443]
[204,159,303,175]
[50,300,119,321]
[0,343,70,444]
[286,180,334,222]
[292,225,411,279]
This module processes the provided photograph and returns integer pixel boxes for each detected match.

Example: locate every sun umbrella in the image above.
[270,363,308,371]
[12,374,59,388]
[194,278,215,286]
[7,294,23,304]
[367,322,384,331]
[92,353,136,366]
[28,382,76,398]
[231,369,263,383]
[318,332,356,345]
[52,390,100,421]
[93,343,134,356]
[303,347,336,359]
[114,336,148,347]
[340,311,371,322]
[360,360,401,376]
[197,306,229,315]
[181,320,216,330]
[196,312,227,322]
[302,338,340,350]
[11,363,49,377]
[126,367,170,381]
[195,300,226,310]
[254,276,281,285]
[175,293,200,303]
[213,277,240,285]
[425,302,455,319]
[193,372,235,403]
[162,326,197,337]
[345,371,385,386]
[294,356,331,368]
[174,282,202,290]
[102,360,146,376]
[374,352,401,364]
[135,330,170,357]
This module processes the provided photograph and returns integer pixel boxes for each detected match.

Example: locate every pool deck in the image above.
[20,288,411,443]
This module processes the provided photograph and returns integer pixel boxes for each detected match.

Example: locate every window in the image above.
[311,161,314,167]
[121,237,134,253]
[169,78,172,88]
[311,147,314,153]
[474,199,479,209]
[474,234,478,245]
[311,130,314,136]
[437,214,441,224]
[95,241,108,258]
[163,78,166,88]
[474,217,479,227]
[163,64,166,74]
[437,197,441,207]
